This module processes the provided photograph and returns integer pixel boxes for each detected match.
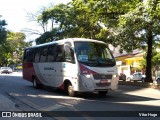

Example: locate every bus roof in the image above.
[25,38,106,49]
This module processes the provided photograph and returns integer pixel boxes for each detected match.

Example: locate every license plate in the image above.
[100,80,108,83]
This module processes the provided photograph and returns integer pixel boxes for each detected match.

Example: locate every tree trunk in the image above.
[145,0,158,83]
[145,29,153,83]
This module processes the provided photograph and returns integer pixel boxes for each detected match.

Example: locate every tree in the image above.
[36,2,112,44]
[0,16,30,66]
[34,0,160,83]
[22,5,55,41]
[70,0,160,82]
[37,0,141,43]
[0,16,8,66]
[115,0,160,82]
[0,16,7,44]
[7,32,30,66]
[139,49,160,70]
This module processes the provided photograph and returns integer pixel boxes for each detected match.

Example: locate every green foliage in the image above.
[116,0,160,50]
[139,49,160,70]
[152,52,160,66]
[0,18,7,44]
[0,17,8,66]
[35,0,142,45]
[139,59,146,70]
[36,1,117,44]
[107,0,160,82]
[6,32,30,66]
[36,28,60,45]
[34,0,160,82]
[0,17,30,67]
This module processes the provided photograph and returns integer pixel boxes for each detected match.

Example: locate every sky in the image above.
[0,0,71,41]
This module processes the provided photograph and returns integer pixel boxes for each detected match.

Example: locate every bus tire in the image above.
[33,78,42,89]
[67,83,76,97]
[98,91,108,96]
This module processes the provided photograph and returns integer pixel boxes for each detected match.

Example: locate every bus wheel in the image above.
[67,84,76,97]
[98,91,108,96]
[33,78,42,89]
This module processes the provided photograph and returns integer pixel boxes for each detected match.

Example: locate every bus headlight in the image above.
[84,74,91,78]
[113,74,119,80]
[113,75,117,78]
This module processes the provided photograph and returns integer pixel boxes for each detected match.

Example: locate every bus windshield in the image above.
[75,41,116,67]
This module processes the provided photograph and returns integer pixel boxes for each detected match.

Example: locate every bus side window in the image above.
[64,44,75,63]
[34,48,40,62]
[28,49,35,62]
[23,49,34,62]
[23,49,28,62]
[55,45,64,62]
[40,46,48,62]
[47,44,57,62]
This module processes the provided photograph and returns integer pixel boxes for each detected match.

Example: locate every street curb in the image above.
[119,81,160,89]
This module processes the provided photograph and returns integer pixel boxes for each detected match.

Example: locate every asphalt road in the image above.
[0,72,160,120]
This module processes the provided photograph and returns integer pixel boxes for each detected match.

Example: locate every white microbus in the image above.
[23,38,119,96]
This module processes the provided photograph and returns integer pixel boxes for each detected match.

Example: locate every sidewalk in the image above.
[119,81,160,89]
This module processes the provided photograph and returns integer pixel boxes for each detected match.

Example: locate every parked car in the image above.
[0,67,13,74]
[127,72,145,82]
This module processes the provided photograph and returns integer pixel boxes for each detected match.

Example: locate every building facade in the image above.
[109,45,144,77]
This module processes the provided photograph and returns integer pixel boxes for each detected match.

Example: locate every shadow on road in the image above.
[0,73,160,113]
